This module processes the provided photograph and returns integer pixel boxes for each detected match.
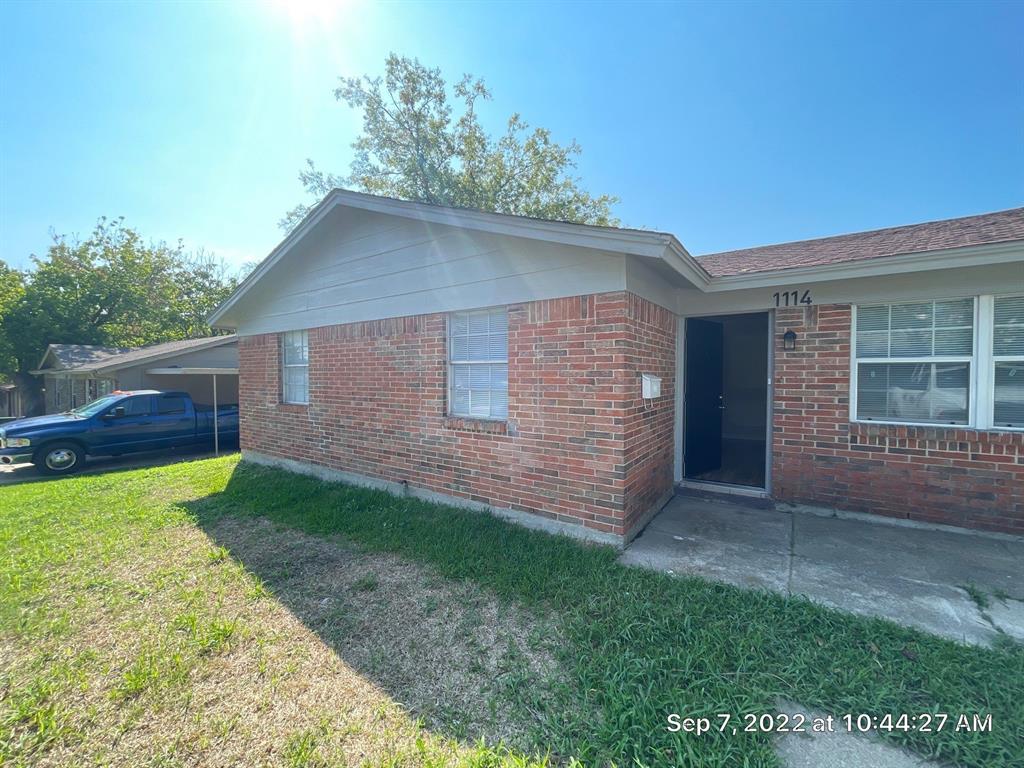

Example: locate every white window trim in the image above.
[850,295,1023,431]
[988,293,1024,431]
[281,330,309,405]
[447,307,509,421]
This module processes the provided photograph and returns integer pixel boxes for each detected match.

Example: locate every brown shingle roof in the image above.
[696,207,1024,277]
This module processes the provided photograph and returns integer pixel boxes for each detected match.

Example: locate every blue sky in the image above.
[1,1,1021,272]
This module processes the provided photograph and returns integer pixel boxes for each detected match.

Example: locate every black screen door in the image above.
[684,318,724,478]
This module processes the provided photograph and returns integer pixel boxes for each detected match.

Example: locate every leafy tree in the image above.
[0,218,239,413]
[0,263,25,381]
[282,54,618,231]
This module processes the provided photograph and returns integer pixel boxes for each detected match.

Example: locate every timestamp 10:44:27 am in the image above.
[667,712,994,736]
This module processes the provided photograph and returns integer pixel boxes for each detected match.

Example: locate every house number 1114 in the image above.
[773,290,813,307]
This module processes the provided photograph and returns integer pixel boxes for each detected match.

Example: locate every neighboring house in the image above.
[33,345,132,412]
[209,190,1024,541]
[32,336,239,414]
[0,383,24,420]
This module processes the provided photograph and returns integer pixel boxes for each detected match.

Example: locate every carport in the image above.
[146,366,239,454]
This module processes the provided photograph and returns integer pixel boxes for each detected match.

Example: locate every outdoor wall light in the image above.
[783,330,798,351]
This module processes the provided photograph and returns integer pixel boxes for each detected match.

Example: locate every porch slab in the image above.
[621,494,1024,646]
[625,499,790,591]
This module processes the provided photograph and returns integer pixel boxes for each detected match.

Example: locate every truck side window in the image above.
[157,397,187,415]
[122,397,153,417]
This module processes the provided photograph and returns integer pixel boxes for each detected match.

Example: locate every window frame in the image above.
[447,306,509,421]
[281,329,310,405]
[850,295,1023,431]
[987,293,1024,431]
[54,377,69,411]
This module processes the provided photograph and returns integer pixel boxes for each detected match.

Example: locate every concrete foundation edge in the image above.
[242,450,627,548]
[623,488,675,544]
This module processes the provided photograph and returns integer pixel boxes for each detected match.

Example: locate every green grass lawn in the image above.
[1,455,1021,767]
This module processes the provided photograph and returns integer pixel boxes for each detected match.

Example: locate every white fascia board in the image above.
[146,367,239,375]
[701,241,1023,292]
[34,346,60,372]
[326,190,679,258]
[207,195,341,328]
[207,189,714,329]
[663,240,712,288]
[207,188,1021,329]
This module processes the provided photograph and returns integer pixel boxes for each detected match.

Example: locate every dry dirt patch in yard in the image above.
[1,514,565,767]
[205,516,567,748]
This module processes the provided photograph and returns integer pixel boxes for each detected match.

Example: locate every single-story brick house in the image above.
[209,190,1023,541]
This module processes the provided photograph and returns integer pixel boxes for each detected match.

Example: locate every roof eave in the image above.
[208,193,343,328]
[92,336,237,375]
[701,240,1024,291]
[34,345,60,372]
[662,239,712,287]
[207,190,715,328]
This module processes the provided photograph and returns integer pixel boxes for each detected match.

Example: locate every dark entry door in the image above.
[685,318,724,477]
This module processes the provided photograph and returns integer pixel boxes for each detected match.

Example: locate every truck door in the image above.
[151,394,195,448]
[91,395,158,453]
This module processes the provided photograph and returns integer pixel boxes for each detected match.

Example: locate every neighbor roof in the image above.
[697,208,1024,277]
[42,344,132,370]
[34,336,236,375]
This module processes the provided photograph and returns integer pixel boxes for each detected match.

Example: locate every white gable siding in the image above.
[227,208,632,335]
[625,255,687,315]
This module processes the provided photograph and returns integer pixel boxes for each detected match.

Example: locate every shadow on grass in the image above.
[0,444,239,487]
[187,460,1024,768]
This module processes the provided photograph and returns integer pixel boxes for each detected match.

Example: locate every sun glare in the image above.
[265,0,349,32]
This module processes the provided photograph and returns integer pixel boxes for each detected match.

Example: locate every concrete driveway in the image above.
[622,493,1024,646]
[0,448,233,486]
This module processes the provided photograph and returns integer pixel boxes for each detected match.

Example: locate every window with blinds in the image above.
[449,308,508,419]
[854,299,974,425]
[993,295,1024,428]
[281,330,309,404]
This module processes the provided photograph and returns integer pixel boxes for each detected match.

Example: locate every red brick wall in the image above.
[622,294,677,533]
[238,292,676,539]
[773,305,1024,535]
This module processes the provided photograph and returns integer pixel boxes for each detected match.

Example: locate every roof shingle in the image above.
[696,207,1024,277]
[46,345,132,369]
[84,336,235,371]
[44,336,235,373]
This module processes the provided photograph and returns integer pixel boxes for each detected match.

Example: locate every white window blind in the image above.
[449,308,508,419]
[992,295,1024,428]
[854,299,973,425]
[281,330,309,404]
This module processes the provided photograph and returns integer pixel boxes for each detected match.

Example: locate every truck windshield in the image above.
[70,395,122,418]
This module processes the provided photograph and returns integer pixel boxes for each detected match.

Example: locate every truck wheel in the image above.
[35,442,84,476]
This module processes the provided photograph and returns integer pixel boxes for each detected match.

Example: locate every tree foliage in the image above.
[0,263,25,379]
[0,218,239,405]
[282,54,619,231]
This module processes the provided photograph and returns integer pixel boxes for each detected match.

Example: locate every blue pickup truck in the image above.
[0,390,239,475]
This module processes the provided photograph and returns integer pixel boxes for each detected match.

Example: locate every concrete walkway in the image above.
[622,493,1024,646]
